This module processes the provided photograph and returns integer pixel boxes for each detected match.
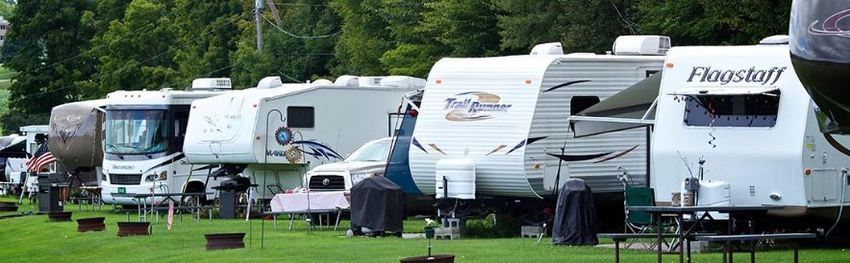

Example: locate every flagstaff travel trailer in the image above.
[648,43,850,222]
[183,75,425,200]
[386,36,668,213]
[48,100,106,186]
[100,79,232,205]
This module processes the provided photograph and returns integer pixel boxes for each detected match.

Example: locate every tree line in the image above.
[0,0,791,132]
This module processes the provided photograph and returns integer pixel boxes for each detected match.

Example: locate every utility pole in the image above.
[254,0,264,52]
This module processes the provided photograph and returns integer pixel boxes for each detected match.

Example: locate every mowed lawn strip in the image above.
[0,197,847,262]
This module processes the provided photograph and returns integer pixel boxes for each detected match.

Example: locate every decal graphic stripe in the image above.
[547,152,612,162]
[412,137,428,154]
[542,80,591,93]
[485,145,507,156]
[824,133,850,156]
[428,144,447,155]
[593,145,639,164]
[505,136,547,155]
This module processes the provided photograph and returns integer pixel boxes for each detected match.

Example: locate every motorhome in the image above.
[648,42,850,222]
[48,99,105,186]
[183,75,425,200]
[385,36,668,215]
[100,79,232,205]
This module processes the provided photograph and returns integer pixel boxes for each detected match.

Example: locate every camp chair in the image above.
[624,185,671,249]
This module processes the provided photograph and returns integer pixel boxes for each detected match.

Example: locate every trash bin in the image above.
[37,173,64,213]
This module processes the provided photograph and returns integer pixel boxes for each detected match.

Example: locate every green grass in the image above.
[0,65,15,90]
[0,196,848,262]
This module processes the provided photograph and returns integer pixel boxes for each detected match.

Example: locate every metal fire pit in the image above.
[117,222,150,236]
[0,201,18,212]
[77,217,106,232]
[399,254,455,263]
[48,211,72,222]
[204,233,246,250]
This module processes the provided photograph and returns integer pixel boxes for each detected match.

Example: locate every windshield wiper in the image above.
[105,144,125,159]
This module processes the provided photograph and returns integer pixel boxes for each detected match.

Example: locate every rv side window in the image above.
[287,106,315,128]
[570,96,600,115]
[683,92,780,128]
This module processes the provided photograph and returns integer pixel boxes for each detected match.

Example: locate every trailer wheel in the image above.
[182,182,207,205]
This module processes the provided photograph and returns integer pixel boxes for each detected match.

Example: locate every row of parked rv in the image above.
[3,34,849,225]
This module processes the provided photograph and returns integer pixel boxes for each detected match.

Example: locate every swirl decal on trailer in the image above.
[808,8,850,37]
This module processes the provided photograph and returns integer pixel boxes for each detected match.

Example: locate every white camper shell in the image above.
[183,76,424,198]
[407,38,667,199]
[101,81,232,205]
[651,44,850,217]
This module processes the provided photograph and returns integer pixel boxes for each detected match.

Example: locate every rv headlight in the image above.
[101,172,107,182]
[350,173,374,185]
[144,174,157,182]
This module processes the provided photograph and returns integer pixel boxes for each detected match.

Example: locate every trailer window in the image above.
[570,96,600,115]
[287,106,315,128]
[683,92,780,127]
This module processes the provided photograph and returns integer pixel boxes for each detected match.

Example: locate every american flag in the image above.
[26,143,55,173]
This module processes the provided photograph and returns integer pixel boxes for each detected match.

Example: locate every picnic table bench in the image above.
[599,232,716,263]
[695,233,816,263]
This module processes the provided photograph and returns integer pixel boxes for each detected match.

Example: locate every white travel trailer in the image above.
[183,75,425,199]
[399,36,668,205]
[649,43,850,220]
[100,79,233,205]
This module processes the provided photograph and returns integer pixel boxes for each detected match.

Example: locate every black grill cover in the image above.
[552,178,598,246]
[350,176,406,233]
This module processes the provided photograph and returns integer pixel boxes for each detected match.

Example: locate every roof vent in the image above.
[759,35,789,45]
[613,35,670,56]
[334,75,359,87]
[530,42,564,55]
[380,76,427,89]
[359,77,384,87]
[257,76,283,89]
[312,79,333,86]
[191,78,232,90]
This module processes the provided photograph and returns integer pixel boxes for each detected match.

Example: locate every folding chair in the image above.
[624,186,670,249]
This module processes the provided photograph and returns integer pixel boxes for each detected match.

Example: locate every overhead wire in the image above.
[261,14,341,39]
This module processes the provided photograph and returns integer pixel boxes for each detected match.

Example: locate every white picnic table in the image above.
[268,191,350,230]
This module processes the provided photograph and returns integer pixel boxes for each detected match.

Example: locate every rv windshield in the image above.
[683,92,780,128]
[345,139,391,162]
[104,110,169,155]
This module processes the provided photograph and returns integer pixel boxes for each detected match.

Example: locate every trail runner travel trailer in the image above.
[649,43,850,222]
[100,79,232,205]
[387,36,668,215]
[183,75,424,200]
[48,99,105,186]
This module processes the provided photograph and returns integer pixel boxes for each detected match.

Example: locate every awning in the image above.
[569,73,661,138]
[0,135,26,151]
[670,86,779,96]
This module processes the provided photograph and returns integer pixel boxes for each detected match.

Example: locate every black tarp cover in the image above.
[350,176,406,233]
[552,178,598,245]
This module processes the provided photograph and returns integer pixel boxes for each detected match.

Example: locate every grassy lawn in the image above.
[0,196,847,262]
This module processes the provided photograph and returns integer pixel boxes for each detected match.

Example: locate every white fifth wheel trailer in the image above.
[183,75,424,200]
[100,79,232,205]
[398,36,667,207]
[649,42,850,220]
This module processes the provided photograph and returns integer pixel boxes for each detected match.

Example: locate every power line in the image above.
[261,14,341,39]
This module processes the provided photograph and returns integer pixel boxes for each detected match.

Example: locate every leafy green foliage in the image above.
[0,0,797,132]
[1,0,95,132]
